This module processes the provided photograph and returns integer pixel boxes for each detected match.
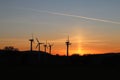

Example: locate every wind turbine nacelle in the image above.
[66,42,71,45]
[29,39,34,41]
[66,42,69,44]
[40,43,44,44]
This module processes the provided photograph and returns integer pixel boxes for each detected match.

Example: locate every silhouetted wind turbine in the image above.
[43,40,48,53]
[29,34,34,52]
[48,43,54,54]
[36,38,44,52]
[65,36,71,57]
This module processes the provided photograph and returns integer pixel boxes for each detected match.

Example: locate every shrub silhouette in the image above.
[3,46,19,51]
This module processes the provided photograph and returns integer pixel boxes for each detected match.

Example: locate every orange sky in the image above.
[1,35,120,56]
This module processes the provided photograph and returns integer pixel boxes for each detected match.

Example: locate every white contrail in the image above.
[21,8,120,25]
[41,11,120,24]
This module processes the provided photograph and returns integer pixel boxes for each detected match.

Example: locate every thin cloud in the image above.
[41,11,120,25]
[19,8,120,25]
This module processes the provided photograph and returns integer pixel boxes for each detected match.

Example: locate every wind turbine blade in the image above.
[36,38,39,43]
[46,40,47,44]
[32,33,33,39]
[36,44,39,48]
[32,33,34,39]
[33,39,35,43]
[68,35,69,41]
[46,46,49,48]
[52,43,54,46]
[48,43,50,46]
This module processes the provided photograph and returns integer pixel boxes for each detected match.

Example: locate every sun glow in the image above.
[76,46,83,55]
[70,34,85,56]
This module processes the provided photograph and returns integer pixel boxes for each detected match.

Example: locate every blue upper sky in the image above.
[0,0,120,37]
[1,0,120,20]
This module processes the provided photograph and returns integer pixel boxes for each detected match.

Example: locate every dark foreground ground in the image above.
[1,65,120,79]
[0,50,120,76]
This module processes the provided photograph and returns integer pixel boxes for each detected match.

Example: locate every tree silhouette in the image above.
[3,46,19,51]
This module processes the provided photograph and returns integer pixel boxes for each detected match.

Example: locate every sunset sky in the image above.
[0,0,120,56]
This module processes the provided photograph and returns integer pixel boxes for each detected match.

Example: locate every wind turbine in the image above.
[65,36,71,57]
[48,43,54,54]
[29,34,34,52]
[43,40,48,53]
[36,38,44,52]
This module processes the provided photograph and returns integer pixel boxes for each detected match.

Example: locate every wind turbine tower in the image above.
[36,38,44,52]
[29,34,34,52]
[65,36,71,57]
[44,40,48,53]
[48,43,54,54]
